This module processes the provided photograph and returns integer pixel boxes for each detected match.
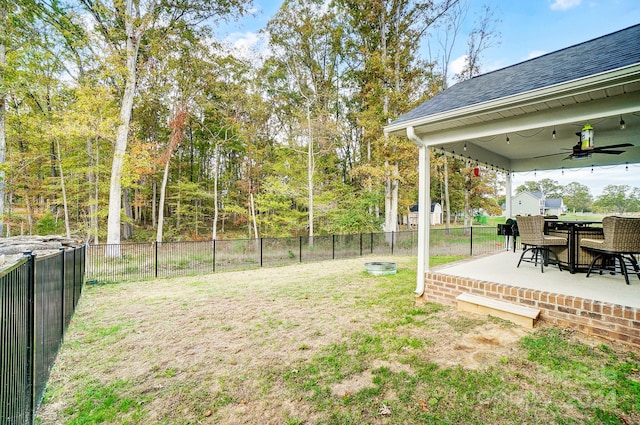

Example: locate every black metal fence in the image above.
[86,227,506,283]
[1,246,86,425]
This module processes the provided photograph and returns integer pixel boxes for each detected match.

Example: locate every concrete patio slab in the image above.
[433,250,640,309]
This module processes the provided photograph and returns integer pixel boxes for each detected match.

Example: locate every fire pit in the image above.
[364,261,397,276]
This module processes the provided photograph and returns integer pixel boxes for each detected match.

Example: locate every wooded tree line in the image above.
[515,179,640,214]
[1,0,504,245]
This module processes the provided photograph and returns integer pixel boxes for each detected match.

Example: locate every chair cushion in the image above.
[539,236,567,246]
[581,237,606,250]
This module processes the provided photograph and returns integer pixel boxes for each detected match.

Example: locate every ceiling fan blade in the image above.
[593,143,634,150]
[593,150,625,155]
[533,152,566,158]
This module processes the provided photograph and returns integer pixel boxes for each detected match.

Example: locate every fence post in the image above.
[23,251,36,424]
[213,239,216,272]
[260,238,263,267]
[332,235,335,260]
[470,226,474,256]
[370,233,373,254]
[391,231,395,255]
[359,233,363,256]
[72,247,78,309]
[299,236,302,263]
[60,248,66,340]
[155,242,158,278]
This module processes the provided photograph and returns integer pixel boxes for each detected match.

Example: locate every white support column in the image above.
[407,127,430,296]
[505,171,512,219]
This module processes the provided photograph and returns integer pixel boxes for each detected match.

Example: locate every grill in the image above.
[497,218,519,252]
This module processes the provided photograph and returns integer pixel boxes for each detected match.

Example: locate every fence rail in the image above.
[87,227,507,283]
[1,246,86,425]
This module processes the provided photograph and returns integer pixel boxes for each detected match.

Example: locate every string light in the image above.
[552,127,556,140]
[561,167,564,175]
[591,165,594,174]
[506,134,510,144]
[620,115,626,130]
[626,162,629,171]
[463,142,467,151]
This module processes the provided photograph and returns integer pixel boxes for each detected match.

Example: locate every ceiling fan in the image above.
[535,132,634,160]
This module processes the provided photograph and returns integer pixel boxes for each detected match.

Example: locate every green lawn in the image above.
[38,256,640,425]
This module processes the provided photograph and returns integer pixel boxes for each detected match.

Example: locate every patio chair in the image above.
[516,215,567,273]
[580,216,640,285]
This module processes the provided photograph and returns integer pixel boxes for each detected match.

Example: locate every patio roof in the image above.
[385,24,640,173]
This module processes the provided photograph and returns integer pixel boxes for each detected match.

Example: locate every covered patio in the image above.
[437,250,640,309]
[385,24,640,346]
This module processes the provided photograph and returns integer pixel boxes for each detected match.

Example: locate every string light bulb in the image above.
[506,134,510,144]
[463,142,467,151]
[620,115,626,130]
[552,127,556,140]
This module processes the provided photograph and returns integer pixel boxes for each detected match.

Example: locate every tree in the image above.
[262,0,341,242]
[593,185,633,214]
[454,4,500,82]
[337,0,454,234]
[562,182,592,213]
[515,178,563,198]
[75,0,251,253]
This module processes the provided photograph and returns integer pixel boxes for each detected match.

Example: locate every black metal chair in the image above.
[497,218,518,252]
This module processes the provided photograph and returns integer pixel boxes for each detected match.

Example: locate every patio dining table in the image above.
[545,219,603,273]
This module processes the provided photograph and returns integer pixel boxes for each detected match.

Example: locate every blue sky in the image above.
[215,1,640,196]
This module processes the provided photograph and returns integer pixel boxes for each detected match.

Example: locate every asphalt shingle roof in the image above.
[391,24,640,126]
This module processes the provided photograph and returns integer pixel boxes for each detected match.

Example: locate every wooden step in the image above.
[456,293,540,329]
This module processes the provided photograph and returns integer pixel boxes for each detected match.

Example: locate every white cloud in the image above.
[222,31,271,63]
[449,54,468,76]
[550,0,582,11]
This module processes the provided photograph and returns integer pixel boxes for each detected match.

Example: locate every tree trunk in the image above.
[249,191,258,239]
[56,138,71,238]
[156,159,170,242]
[306,104,314,246]
[152,177,157,229]
[212,143,219,240]
[106,0,141,255]
[122,188,133,240]
[0,18,6,237]
[86,136,99,243]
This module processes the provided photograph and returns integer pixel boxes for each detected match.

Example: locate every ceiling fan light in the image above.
[620,116,626,130]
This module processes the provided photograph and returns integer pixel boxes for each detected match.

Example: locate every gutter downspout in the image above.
[407,126,430,296]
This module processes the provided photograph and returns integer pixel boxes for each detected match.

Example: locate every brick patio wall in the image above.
[424,271,640,348]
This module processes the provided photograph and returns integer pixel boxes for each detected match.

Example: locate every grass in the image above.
[37,256,640,424]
